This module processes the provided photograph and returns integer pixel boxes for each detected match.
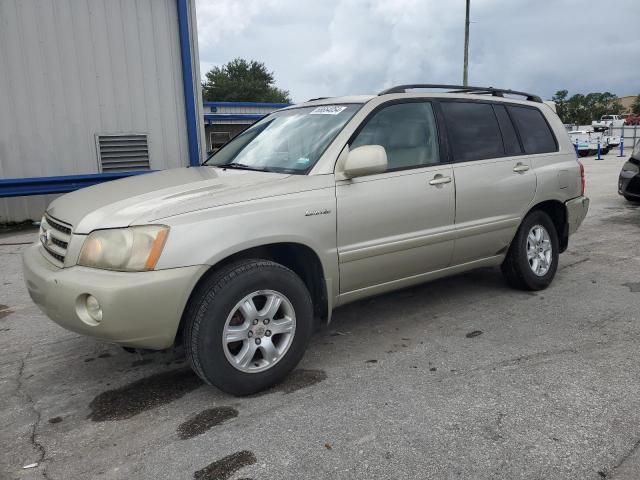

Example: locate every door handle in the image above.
[429,175,452,186]
[513,163,530,173]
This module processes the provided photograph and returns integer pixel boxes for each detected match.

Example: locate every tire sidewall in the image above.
[192,264,313,395]
[513,211,559,290]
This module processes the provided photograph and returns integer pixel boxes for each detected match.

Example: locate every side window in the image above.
[493,105,522,155]
[441,101,504,161]
[351,102,440,171]
[507,106,557,154]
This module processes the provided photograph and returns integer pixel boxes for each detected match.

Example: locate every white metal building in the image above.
[0,0,203,223]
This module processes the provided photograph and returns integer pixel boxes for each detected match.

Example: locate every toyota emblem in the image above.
[40,227,52,247]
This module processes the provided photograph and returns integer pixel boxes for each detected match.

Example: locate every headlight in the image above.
[78,225,169,271]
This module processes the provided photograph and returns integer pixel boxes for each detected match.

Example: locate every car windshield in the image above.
[204,104,361,173]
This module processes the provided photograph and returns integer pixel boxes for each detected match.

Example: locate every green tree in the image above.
[552,90,569,123]
[202,58,291,103]
[552,90,624,124]
[631,95,640,115]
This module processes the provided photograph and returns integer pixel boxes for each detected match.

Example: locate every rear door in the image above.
[441,100,537,265]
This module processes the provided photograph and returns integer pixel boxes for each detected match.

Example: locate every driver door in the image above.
[336,101,455,294]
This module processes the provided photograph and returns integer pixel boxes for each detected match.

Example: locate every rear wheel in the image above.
[501,210,559,291]
[184,259,313,395]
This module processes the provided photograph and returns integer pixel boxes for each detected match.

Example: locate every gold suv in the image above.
[23,85,589,395]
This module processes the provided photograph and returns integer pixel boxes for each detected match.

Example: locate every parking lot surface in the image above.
[2,152,640,480]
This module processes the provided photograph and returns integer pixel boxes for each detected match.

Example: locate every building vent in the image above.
[96,134,150,172]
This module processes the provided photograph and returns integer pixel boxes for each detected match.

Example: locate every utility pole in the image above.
[463,0,470,86]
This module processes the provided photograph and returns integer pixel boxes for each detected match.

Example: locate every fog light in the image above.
[86,295,103,322]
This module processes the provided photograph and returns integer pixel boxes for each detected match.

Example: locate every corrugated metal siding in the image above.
[207,105,281,114]
[0,0,189,222]
[206,120,259,125]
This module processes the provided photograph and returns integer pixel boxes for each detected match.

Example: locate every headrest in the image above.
[387,122,425,149]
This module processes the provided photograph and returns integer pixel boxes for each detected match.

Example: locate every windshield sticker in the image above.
[310,106,347,115]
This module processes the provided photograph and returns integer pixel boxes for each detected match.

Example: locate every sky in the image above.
[195,0,640,103]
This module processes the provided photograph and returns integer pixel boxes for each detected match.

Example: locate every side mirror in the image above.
[343,145,388,178]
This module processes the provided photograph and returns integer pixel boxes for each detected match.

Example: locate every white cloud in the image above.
[306,0,463,96]
[195,0,282,48]
[195,0,640,102]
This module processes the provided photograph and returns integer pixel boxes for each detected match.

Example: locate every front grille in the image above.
[51,237,68,249]
[42,243,65,263]
[45,216,72,235]
[40,214,73,267]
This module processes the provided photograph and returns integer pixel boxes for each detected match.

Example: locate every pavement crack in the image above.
[15,348,49,478]
[492,348,578,368]
[560,257,590,270]
[464,347,578,374]
[610,438,640,476]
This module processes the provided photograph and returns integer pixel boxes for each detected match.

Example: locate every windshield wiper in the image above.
[214,162,292,174]
[215,162,267,172]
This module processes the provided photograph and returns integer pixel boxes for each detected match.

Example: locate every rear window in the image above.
[441,101,504,162]
[508,106,557,154]
[493,105,522,156]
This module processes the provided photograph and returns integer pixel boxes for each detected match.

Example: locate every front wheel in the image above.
[184,259,313,395]
[501,210,559,291]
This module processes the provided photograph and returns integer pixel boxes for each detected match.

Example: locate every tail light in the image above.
[578,158,585,195]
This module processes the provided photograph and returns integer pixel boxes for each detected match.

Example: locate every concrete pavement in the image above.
[1,151,640,479]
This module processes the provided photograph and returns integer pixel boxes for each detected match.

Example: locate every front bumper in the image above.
[619,169,640,199]
[566,196,589,236]
[22,244,207,349]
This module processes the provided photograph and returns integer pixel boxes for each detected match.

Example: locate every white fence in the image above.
[608,125,639,150]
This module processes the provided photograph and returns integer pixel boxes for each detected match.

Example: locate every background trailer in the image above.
[0,0,203,223]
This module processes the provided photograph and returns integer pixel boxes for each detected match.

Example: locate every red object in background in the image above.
[623,113,640,126]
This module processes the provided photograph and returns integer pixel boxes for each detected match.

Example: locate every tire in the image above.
[602,148,610,155]
[184,259,313,396]
[578,150,589,157]
[501,210,559,291]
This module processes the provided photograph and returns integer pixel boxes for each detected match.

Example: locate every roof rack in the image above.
[377,84,542,103]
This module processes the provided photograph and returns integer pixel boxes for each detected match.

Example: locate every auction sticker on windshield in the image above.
[310,106,347,115]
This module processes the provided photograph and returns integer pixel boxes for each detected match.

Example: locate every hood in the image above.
[47,167,311,233]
